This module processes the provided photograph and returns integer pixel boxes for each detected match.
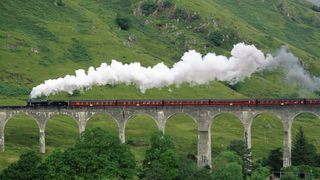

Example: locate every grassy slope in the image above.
[0,0,320,171]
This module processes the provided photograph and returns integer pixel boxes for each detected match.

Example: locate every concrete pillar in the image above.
[119,122,125,143]
[76,112,88,135]
[197,130,211,167]
[39,128,45,153]
[79,120,86,134]
[244,123,252,149]
[157,111,166,133]
[283,128,292,167]
[0,126,4,152]
[0,112,7,152]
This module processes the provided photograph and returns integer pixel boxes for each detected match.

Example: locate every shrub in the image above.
[208,30,224,47]
[141,0,158,15]
[116,16,130,30]
[163,0,174,8]
[213,162,243,180]
[0,151,42,180]
[55,0,64,7]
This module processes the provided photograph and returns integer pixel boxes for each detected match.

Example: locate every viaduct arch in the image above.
[0,105,319,168]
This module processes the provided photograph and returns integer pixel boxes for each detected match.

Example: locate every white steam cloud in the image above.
[30,43,320,98]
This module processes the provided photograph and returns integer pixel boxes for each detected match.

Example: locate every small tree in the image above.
[292,127,318,166]
[0,151,42,180]
[208,30,224,47]
[213,162,243,180]
[263,148,283,172]
[140,131,179,180]
[228,140,252,178]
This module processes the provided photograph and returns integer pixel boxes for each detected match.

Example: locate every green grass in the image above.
[251,113,284,159]
[211,114,243,157]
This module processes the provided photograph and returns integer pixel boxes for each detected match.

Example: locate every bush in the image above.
[280,172,298,180]
[213,162,243,180]
[0,151,42,180]
[141,0,158,15]
[208,30,224,47]
[178,157,212,180]
[55,0,64,6]
[116,16,130,30]
[250,166,271,180]
[163,0,174,8]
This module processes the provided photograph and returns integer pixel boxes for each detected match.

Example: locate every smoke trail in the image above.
[30,43,319,98]
[307,0,320,7]
[271,47,320,91]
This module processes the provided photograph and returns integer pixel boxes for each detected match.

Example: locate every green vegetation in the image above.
[1,128,136,179]
[292,127,318,167]
[140,131,179,179]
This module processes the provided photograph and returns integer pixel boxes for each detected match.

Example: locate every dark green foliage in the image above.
[280,172,298,180]
[66,38,91,62]
[177,157,212,180]
[311,5,320,12]
[292,127,318,166]
[228,140,252,178]
[141,0,158,15]
[250,166,270,180]
[312,167,320,178]
[163,0,174,8]
[0,83,30,96]
[65,128,135,179]
[38,150,69,179]
[282,165,320,179]
[1,128,135,179]
[208,30,224,47]
[263,148,283,172]
[40,128,135,179]
[55,0,64,7]
[0,151,42,180]
[116,16,131,30]
[140,131,179,180]
[213,162,243,180]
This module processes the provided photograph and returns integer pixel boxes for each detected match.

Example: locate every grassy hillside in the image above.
[0,0,319,105]
[0,0,320,172]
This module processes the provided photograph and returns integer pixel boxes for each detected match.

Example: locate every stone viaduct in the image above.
[0,105,319,167]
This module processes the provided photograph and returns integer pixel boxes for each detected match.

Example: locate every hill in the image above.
[0,0,320,172]
[0,0,320,105]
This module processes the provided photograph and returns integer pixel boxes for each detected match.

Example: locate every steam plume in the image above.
[308,0,320,7]
[30,43,320,98]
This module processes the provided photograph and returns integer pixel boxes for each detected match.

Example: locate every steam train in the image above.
[27,98,320,107]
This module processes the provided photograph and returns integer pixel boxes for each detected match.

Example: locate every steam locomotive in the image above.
[27,98,320,107]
